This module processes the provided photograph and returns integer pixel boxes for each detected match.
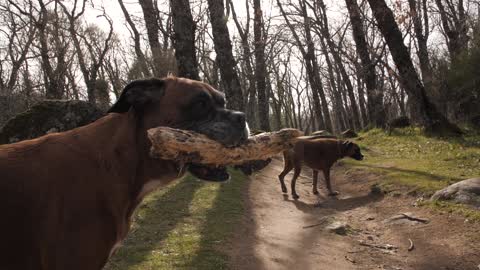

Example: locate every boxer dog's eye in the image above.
[197,100,207,109]
[193,98,211,112]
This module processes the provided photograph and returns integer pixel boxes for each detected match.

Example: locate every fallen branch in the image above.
[401,213,429,223]
[408,238,414,251]
[359,241,398,250]
[147,127,303,166]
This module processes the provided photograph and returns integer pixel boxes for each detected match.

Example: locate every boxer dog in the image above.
[0,77,249,270]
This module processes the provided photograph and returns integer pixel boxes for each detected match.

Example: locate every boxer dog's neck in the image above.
[67,110,185,256]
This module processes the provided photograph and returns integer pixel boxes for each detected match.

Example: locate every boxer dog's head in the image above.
[108,77,249,182]
[342,141,364,161]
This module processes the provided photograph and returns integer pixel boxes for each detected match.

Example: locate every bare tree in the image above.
[345,0,385,127]
[408,0,433,94]
[367,0,457,131]
[206,0,244,111]
[311,0,361,130]
[1,0,36,93]
[253,0,270,130]
[228,0,257,127]
[59,0,114,106]
[170,0,199,80]
[118,0,150,78]
[435,0,469,60]
[277,0,331,132]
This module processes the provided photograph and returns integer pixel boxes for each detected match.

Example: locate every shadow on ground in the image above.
[105,176,203,269]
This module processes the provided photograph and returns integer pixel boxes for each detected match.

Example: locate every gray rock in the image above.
[326,221,350,235]
[431,178,480,208]
[0,100,104,144]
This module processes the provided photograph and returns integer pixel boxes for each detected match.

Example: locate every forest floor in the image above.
[106,128,480,270]
[230,128,480,270]
[229,157,480,270]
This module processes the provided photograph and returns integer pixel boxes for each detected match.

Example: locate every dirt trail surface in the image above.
[229,157,480,270]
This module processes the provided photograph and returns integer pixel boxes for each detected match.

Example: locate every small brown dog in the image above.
[278,138,364,199]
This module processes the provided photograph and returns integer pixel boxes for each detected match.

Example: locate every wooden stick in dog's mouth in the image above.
[147,127,304,166]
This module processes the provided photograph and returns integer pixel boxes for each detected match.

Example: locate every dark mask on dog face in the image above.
[343,141,364,161]
[108,77,250,182]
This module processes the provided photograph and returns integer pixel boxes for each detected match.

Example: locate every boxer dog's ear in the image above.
[108,78,165,113]
[342,140,353,149]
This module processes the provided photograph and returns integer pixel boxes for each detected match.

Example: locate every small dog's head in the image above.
[343,141,364,161]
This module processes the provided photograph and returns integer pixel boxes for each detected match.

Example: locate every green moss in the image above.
[421,200,480,222]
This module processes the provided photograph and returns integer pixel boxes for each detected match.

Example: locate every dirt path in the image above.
[230,157,480,270]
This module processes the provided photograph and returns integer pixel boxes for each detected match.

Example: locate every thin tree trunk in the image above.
[253,0,270,130]
[314,0,361,130]
[170,0,199,80]
[139,0,164,77]
[277,0,326,131]
[345,0,384,127]
[118,0,150,77]
[408,0,433,94]
[228,0,257,126]
[355,70,369,126]
[207,0,244,111]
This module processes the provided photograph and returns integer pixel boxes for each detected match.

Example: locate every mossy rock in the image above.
[341,129,358,138]
[0,100,104,144]
[311,130,333,136]
[470,115,480,128]
[387,116,410,128]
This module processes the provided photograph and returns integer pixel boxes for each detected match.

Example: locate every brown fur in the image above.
[278,138,363,199]
[0,77,247,270]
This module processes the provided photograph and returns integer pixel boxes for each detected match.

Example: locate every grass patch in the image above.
[345,127,480,195]
[421,200,480,222]
[105,169,247,270]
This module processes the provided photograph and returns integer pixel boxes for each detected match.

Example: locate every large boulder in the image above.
[430,178,480,208]
[0,100,104,144]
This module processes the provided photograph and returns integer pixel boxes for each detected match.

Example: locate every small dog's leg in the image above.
[324,168,339,196]
[312,170,319,195]
[278,165,292,193]
[291,165,301,199]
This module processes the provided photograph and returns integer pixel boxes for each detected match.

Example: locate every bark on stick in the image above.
[147,127,303,165]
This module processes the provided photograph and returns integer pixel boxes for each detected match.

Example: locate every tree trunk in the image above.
[435,0,468,60]
[315,0,361,130]
[253,0,270,131]
[139,0,164,77]
[408,0,433,94]
[170,0,199,80]
[367,0,458,132]
[277,0,326,131]
[228,0,256,125]
[345,0,384,127]
[207,0,244,111]
[355,71,369,126]
[118,0,150,77]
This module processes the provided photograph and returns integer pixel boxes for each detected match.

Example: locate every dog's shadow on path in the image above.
[283,192,384,214]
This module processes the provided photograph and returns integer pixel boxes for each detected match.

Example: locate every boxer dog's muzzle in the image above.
[178,91,250,182]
